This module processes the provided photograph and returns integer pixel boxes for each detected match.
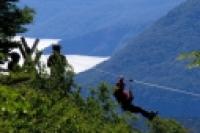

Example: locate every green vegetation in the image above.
[178,50,200,132]
[0,67,135,133]
[0,51,188,133]
[0,56,188,133]
[0,72,188,133]
[0,0,34,39]
[0,0,188,132]
[0,84,134,132]
[178,51,200,68]
[0,0,34,64]
[150,118,187,133]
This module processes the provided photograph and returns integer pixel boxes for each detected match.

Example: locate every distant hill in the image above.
[20,0,184,55]
[77,0,200,118]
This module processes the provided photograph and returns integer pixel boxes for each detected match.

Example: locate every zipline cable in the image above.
[95,68,200,98]
[73,61,200,98]
[134,80,200,98]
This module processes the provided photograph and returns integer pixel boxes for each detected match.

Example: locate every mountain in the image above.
[20,0,184,55]
[77,0,200,118]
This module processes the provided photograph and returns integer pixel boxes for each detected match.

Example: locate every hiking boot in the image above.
[147,111,158,121]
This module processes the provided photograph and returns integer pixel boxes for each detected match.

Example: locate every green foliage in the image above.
[47,53,74,92]
[0,38,187,133]
[0,1,188,132]
[30,59,75,96]
[0,0,34,66]
[0,0,34,39]
[0,72,32,85]
[0,53,6,64]
[0,84,135,133]
[0,61,188,133]
[90,83,116,112]
[0,70,188,133]
[178,51,200,68]
[149,117,188,133]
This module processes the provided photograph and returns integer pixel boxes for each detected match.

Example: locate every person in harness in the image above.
[114,77,158,120]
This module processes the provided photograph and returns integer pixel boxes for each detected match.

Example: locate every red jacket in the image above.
[114,88,133,104]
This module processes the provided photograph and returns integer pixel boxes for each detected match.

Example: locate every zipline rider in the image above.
[114,77,158,120]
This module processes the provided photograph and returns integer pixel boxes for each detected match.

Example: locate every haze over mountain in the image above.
[20,0,184,55]
[77,0,200,118]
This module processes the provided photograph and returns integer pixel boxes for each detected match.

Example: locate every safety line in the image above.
[88,67,200,98]
[134,80,200,98]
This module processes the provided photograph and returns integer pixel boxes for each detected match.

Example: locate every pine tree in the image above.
[0,0,34,64]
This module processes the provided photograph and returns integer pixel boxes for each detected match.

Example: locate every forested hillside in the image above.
[20,0,184,55]
[0,0,194,132]
[77,0,200,118]
[0,70,189,133]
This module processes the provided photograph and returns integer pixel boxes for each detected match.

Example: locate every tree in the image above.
[0,0,34,65]
[178,51,200,68]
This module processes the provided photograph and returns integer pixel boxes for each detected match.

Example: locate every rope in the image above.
[90,68,200,98]
[134,80,200,97]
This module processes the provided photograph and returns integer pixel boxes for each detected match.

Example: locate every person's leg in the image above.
[123,104,149,116]
[122,104,157,120]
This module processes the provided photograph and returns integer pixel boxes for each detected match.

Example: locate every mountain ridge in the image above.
[77,0,200,117]
[20,0,184,55]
